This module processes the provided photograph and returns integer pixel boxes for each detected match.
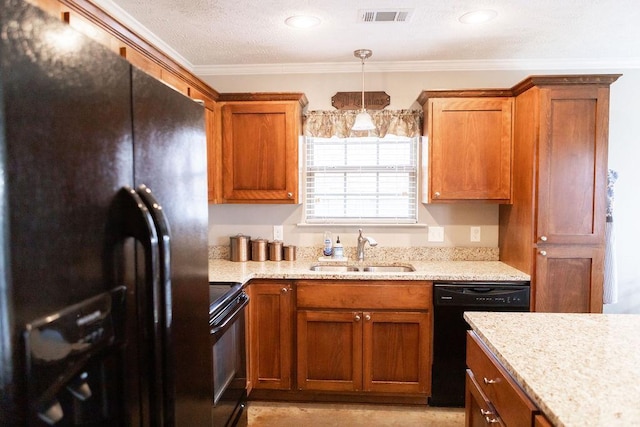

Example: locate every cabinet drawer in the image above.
[466,332,537,426]
[466,370,505,427]
[296,281,431,310]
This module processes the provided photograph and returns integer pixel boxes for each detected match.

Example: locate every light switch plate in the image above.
[428,226,444,242]
[470,226,481,242]
[273,225,284,241]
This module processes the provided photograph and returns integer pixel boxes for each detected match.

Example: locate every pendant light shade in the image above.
[352,49,375,131]
[352,111,376,131]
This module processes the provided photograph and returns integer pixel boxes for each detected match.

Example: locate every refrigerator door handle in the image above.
[136,184,174,426]
[106,186,165,425]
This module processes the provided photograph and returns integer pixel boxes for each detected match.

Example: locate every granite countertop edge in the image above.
[464,312,640,427]
[208,259,530,284]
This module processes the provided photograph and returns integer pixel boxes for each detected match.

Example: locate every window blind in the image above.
[304,135,418,224]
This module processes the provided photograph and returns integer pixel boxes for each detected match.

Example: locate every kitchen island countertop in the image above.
[464,312,640,427]
[208,258,529,284]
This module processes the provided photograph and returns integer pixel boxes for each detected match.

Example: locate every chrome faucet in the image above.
[356,228,378,261]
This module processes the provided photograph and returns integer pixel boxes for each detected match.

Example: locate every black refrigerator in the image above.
[1,0,213,425]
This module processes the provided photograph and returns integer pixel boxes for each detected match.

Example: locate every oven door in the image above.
[210,290,249,427]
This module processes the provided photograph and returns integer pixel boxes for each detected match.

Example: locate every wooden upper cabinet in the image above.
[419,92,513,203]
[535,86,610,246]
[218,94,307,204]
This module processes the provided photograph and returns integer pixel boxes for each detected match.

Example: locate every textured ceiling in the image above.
[95,0,640,74]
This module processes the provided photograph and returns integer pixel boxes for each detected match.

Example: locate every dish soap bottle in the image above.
[323,231,333,257]
[332,236,344,259]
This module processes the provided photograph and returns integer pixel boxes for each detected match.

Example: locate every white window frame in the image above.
[303,134,419,225]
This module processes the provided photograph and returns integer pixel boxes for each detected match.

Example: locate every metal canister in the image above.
[229,234,251,262]
[268,241,283,261]
[251,238,268,261]
[283,245,296,261]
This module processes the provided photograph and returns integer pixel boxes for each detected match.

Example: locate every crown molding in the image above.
[194,57,640,76]
[91,0,194,70]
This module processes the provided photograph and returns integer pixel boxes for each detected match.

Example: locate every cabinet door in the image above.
[248,282,293,390]
[363,311,430,394]
[535,245,604,313]
[297,310,363,392]
[536,86,610,245]
[221,102,299,203]
[428,97,512,202]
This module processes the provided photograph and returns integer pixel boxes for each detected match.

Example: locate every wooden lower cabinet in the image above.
[465,370,505,427]
[534,245,604,313]
[296,280,432,396]
[247,281,293,390]
[296,310,363,392]
[466,331,550,426]
[297,309,430,394]
[364,311,430,394]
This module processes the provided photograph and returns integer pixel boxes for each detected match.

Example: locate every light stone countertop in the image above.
[464,312,640,427]
[208,259,530,284]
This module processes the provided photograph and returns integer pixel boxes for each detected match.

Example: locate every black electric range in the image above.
[208,282,249,427]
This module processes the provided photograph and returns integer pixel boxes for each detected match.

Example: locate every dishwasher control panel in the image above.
[434,282,530,308]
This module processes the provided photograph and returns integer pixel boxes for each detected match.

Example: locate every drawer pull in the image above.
[485,415,500,424]
[483,377,499,385]
[480,409,494,416]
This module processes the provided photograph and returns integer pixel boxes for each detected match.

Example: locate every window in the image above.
[304,135,418,224]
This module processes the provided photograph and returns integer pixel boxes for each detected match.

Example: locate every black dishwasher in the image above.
[430,281,530,407]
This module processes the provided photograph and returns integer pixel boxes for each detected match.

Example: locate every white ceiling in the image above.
[94,0,640,75]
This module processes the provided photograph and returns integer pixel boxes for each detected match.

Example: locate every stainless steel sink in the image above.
[362,265,415,272]
[309,264,415,273]
[309,265,360,272]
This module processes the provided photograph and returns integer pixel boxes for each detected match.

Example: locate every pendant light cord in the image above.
[361,55,365,112]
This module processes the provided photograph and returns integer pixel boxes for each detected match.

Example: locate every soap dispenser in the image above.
[332,236,344,259]
[323,231,333,257]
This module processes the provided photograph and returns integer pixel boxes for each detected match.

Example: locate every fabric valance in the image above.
[303,109,423,138]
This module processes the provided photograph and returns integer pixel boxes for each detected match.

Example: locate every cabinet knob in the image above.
[287,192,293,199]
[539,250,547,256]
[364,314,371,321]
[483,377,499,385]
[354,314,361,322]
[540,235,548,242]
[480,409,494,416]
[485,416,500,424]
[433,192,441,199]
[281,287,289,293]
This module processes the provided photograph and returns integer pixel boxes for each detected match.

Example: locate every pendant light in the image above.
[351,49,376,131]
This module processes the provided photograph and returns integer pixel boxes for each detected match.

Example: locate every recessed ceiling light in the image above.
[285,15,321,29]
[458,9,498,24]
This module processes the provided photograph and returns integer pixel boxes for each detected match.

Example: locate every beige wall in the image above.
[202,68,640,313]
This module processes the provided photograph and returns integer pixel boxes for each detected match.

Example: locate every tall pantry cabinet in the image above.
[499,75,621,313]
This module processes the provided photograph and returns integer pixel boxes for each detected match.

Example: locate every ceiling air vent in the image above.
[359,9,413,23]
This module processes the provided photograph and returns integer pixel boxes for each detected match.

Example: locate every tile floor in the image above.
[247,401,465,426]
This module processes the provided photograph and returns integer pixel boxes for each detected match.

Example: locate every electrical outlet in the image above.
[273,225,284,241]
[470,226,481,242]
[428,226,444,242]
